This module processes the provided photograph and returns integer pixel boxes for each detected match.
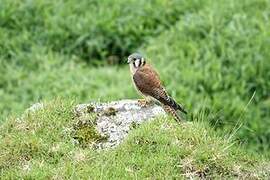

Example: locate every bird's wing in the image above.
[133,65,187,114]
[133,66,169,102]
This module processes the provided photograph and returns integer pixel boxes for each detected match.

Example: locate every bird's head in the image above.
[127,53,146,70]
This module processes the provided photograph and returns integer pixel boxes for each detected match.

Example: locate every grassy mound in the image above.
[0,100,268,178]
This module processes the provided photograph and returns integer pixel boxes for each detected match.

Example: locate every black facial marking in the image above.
[138,59,141,67]
[142,59,145,66]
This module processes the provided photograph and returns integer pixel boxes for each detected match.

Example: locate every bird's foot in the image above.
[137,99,152,107]
[138,99,147,107]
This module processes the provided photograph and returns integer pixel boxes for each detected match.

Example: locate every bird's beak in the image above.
[127,57,131,64]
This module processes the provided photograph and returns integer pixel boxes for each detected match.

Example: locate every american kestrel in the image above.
[127,53,187,122]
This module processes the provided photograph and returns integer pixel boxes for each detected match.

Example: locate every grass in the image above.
[143,0,270,153]
[0,99,269,179]
[0,0,269,163]
[0,0,203,62]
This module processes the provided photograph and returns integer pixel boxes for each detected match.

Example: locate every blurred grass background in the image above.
[0,0,269,155]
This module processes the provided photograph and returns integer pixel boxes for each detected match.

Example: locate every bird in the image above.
[127,52,187,122]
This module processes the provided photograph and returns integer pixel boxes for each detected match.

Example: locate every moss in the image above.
[86,105,95,113]
[130,122,139,129]
[72,113,107,148]
[103,107,118,116]
[73,126,106,148]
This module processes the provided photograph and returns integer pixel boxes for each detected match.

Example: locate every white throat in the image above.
[129,63,137,74]
[134,59,141,68]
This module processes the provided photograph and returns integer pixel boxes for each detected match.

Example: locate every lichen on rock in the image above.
[74,99,166,149]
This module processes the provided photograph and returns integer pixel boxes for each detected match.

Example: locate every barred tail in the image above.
[163,105,182,122]
[167,96,187,114]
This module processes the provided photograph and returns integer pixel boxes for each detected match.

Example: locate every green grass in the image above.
[143,0,270,153]
[1,99,269,179]
[0,0,203,62]
[0,0,270,160]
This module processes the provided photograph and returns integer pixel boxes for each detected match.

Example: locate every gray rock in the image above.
[25,103,44,113]
[74,99,166,149]
[25,99,166,149]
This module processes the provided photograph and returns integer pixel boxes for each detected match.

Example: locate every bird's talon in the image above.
[138,99,148,107]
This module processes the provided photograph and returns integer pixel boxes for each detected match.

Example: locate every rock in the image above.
[24,99,166,149]
[74,99,166,149]
[25,103,44,113]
